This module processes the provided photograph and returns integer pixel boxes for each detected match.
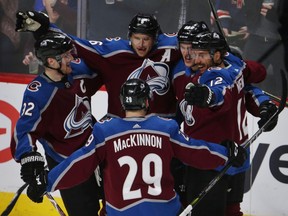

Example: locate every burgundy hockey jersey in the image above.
[49,24,181,118]
[10,58,102,162]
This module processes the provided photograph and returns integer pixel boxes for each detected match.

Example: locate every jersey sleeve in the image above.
[244,84,270,116]
[169,120,228,169]
[243,60,267,83]
[48,24,107,73]
[47,123,105,192]
[226,52,267,84]
[71,58,104,96]
[10,91,46,162]
[200,69,233,106]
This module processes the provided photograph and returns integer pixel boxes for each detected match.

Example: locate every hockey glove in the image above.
[222,140,247,168]
[184,83,214,107]
[15,11,50,39]
[258,101,278,132]
[27,170,48,203]
[20,152,45,183]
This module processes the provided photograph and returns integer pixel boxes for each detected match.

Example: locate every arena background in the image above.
[0,0,287,215]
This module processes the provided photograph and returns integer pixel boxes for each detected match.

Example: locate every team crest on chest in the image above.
[128,58,170,95]
[64,95,92,138]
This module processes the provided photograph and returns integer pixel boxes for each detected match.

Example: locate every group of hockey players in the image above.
[10,9,279,216]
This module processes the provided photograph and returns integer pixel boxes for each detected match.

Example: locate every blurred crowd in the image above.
[0,0,286,95]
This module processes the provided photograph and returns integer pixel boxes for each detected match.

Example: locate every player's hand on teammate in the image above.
[258,100,278,132]
[221,140,247,167]
[27,170,48,203]
[184,83,214,107]
[20,152,45,183]
[15,11,50,39]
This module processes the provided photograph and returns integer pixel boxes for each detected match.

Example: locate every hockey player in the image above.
[25,78,247,216]
[10,32,104,216]
[15,11,181,118]
[173,28,278,216]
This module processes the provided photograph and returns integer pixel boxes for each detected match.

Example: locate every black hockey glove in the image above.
[15,11,50,39]
[27,170,48,203]
[184,83,214,107]
[221,140,247,168]
[258,101,278,132]
[20,152,45,183]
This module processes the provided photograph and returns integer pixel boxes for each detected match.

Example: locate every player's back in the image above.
[94,115,182,215]
[47,115,229,215]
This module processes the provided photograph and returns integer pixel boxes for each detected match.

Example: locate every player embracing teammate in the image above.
[10,9,279,216]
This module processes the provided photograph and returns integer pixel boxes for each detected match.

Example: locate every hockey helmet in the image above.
[120,78,152,111]
[177,20,209,43]
[34,32,75,64]
[128,13,160,38]
[191,31,227,51]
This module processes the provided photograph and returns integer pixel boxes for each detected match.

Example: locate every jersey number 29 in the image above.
[118,153,162,200]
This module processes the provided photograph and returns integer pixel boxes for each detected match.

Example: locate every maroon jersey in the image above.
[68,33,181,118]
[172,58,247,145]
[47,116,229,215]
[11,59,102,162]
[172,53,269,145]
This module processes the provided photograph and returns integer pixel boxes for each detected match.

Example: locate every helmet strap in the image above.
[44,57,72,88]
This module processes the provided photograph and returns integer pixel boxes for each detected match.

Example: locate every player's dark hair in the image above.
[120,78,151,111]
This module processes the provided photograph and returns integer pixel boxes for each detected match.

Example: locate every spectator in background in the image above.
[0,0,50,74]
[43,0,77,35]
[243,0,285,96]
[0,0,26,73]
[213,0,249,52]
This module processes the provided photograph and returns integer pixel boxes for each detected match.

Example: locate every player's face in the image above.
[130,33,154,57]
[191,50,212,74]
[59,49,75,74]
[179,43,197,70]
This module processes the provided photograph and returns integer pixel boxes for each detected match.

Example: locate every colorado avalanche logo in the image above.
[64,95,92,138]
[127,58,170,95]
[179,99,195,126]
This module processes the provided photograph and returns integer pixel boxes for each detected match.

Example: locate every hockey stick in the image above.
[0,183,29,216]
[1,183,66,216]
[1,164,50,216]
[264,91,288,107]
[45,192,67,216]
[208,0,231,52]
[180,69,287,216]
